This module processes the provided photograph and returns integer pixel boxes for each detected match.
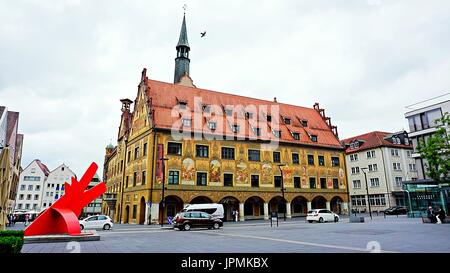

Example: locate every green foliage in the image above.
[417,112,450,182]
[0,230,24,253]
[0,236,24,254]
[0,230,24,238]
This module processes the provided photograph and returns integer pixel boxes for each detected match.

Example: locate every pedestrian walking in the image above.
[24,213,29,226]
[435,205,446,224]
[235,210,239,222]
[427,206,437,223]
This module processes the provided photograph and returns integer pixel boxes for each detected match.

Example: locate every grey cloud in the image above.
[1,0,450,175]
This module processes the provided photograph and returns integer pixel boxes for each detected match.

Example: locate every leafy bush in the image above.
[0,236,23,253]
[0,230,24,237]
[0,230,24,253]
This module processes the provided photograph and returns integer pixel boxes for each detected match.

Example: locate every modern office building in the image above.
[81,173,103,218]
[403,95,450,216]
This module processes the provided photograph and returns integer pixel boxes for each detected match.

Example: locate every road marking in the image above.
[100,230,171,235]
[196,231,398,253]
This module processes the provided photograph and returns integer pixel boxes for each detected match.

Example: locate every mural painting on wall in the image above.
[327,177,333,189]
[210,160,221,182]
[301,166,307,177]
[156,144,164,184]
[301,177,307,188]
[281,166,293,180]
[339,168,345,188]
[182,158,195,182]
[236,161,248,184]
[261,163,272,184]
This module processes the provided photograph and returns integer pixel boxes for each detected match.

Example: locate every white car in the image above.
[79,215,114,230]
[306,209,339,223]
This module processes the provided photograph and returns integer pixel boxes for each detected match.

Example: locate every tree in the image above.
[417,112,450,182]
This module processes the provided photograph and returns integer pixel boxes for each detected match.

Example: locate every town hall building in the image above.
[102,14,349,224]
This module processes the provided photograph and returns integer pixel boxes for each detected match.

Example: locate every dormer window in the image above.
[178,101,187,109]
[301,120,308,127]
[311,135,318,142]
[253,127,261,136]
[202,104,210,113]
[182,118,191,127]
[232,124,240,133]
[292,132,300,140]
[350,141,360,149]
[246,112,253,119]
[273,130,281,138]
[266,115,272,122]
[392,136,401,145]
[208,121,216,130]
[284,117,291,124]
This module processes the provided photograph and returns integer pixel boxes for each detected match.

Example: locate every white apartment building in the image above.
[342,131,418,213]
[15,159,50,211]
[41,164,77,209]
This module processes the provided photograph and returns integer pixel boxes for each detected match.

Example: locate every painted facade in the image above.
[101,14,349,225]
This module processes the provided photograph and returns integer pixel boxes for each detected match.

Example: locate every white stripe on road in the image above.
[101,230,171,235]
[195,231,398,253]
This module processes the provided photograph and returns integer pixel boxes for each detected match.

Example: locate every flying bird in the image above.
[200,31,206,37]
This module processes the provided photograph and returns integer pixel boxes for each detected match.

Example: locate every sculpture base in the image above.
[24,230,100,244]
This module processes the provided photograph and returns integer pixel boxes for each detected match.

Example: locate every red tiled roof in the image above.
[341,131,412,154]
[36,159,50,176]
[145,79,343,149]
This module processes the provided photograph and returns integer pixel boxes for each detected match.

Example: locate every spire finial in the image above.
[183,4,187,14]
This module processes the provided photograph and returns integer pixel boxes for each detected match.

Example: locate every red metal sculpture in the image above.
[24,162,106,236]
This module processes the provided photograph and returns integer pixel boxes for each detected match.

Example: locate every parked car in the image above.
[306,209,339,223]
[79,215,114,230]
[181,203,224,219]
[384,206,407,215]
[173,211,223,231]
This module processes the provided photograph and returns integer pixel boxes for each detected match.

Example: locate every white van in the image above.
[182,203,224,219]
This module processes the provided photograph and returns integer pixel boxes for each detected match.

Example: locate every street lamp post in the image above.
[160,157,169,227]
[361,167,373,220]
[278,164,287,221]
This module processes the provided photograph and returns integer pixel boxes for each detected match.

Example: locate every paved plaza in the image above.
[13,215,450,253]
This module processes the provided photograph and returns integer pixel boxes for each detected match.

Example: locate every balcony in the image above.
[103,193,117,209]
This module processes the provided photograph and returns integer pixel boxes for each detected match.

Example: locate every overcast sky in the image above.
[1,0,449,176]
